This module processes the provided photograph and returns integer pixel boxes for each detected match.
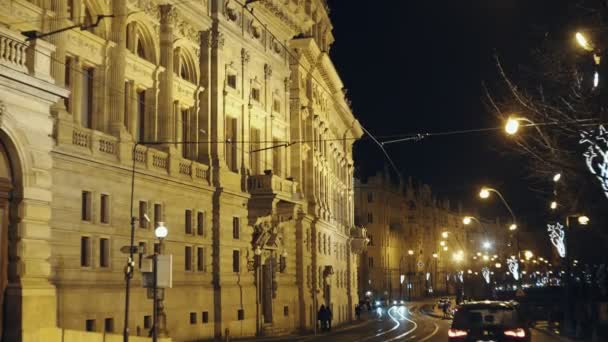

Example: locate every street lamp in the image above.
[408,249,414,255]
[462,216,472,225]
[575,31,594,52]
[578,215,590,225]
[152,222,168,342]
[550,201,558,210]
[509,224,517,231]
[553,173,562,182]
[524,250,534,260]
[482,241,492,250]
[442,231,449,239]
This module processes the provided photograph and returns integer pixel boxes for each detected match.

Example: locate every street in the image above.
[251,300,568,342]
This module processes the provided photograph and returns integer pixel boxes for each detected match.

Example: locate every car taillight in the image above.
[448,329,468,338]
[504,328,526,338]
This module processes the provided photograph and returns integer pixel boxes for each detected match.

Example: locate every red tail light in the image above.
[504,328,526,338]
[448,329,468,338]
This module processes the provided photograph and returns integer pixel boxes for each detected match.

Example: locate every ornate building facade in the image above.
[355,170,502,302]
[0,0,365,341]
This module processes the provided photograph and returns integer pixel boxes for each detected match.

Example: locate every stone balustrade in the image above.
[247,172,299,200]
[61,124,210,184]
[349,226,368,254]
[0,27,29,73]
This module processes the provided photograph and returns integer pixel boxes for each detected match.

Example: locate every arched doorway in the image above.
[0,140,13,339]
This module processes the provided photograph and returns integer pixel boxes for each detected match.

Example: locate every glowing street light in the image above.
[440,241,446,247]
[524,250,534,260]
[505,117,520,135]
[443,246,449,251]
[442,231,449,239]
[482,241,492,250]
[575,32,594,52]
[408,249,414,255]
[453,253,464,262]
[432,253,438,258]
[550,201,558,210]
[463,216,472,225]
[509,224,517,231]
[578,216,590,225]
[495,263,502,268]
[483,255,490,262]
[594,71,600,89]
[479,188,490,199]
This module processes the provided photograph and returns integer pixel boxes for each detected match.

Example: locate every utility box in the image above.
[141,255,173,289]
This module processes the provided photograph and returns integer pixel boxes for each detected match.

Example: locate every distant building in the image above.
[355,170,504,301]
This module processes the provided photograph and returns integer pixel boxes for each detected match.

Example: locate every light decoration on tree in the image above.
[547,222,566,258]
[507,258,520,281]
[580,125,608,199]
[426,272,430,281]
[457,271,464,283]
[482,267,491,284]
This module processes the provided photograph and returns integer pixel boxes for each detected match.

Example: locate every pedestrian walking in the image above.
[317,305,328,332]
[355,304,361,320]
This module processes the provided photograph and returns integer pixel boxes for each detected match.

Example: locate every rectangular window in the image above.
[368,257,373,268]
[273,99,281,113]
[251,88,260,102]
[99,238,109,268]
[124,81,130,128]
[85,319,96,332]
[138,242,147,269]
[227,74,237,89]
[367,192,373,203]
[185,209,193,235]
[139,201,148,229]
[185,246,192,271]
[81,191,92,221]
[202,311,209,323]
[367,212,373,224]
[104,318,114,332]
[284,306,289,317]
[190,312,197,325]
[232,217,240,239]
[81,236,91,267]
[197,211,205,236]
[137,90,146,142]
[100,194,109,224]
[197,247,205,272]
[81,67,94,128]
[182,109,189,158]
[237,309,244,321]
[65,57,72,111]
[250,128,261,175]
[154,203,162,228]
[232,250,240,273]
[143,315,151,329]
[272,138,282,177]
[225,117,237,171]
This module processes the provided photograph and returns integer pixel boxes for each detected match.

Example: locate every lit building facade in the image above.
[0,0,365,341]
[355,171,502,301]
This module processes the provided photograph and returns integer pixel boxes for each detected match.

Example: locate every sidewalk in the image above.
[231,312,374,342]
[532,321,577,342]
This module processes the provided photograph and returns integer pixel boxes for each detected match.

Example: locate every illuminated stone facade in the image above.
[355,171,502,301]
[0,0,364,341]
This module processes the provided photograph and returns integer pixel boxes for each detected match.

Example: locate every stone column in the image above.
[107,0,127,137]
[198,31,212,164]
[158,4,176,144]
[48,0,68,118]
[71,57,83,125]
[240,48,250,181]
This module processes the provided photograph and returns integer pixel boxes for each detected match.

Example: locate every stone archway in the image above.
[0,138,15,339]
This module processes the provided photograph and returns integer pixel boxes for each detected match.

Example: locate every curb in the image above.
[532,327,575,342]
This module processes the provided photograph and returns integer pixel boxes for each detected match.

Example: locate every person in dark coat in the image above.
[317,305,328,331]
[326,306,333,331]
[355,304,361,320]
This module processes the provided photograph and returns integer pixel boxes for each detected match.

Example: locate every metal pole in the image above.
[152,252,158,342]
[123,143,139,342]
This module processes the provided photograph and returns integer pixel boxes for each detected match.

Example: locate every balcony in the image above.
[247,171,300,202]
[350,226,369,254]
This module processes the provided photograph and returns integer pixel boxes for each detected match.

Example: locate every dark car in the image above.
[448,301,531,342]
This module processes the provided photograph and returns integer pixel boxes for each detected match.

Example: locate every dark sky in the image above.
[327,0,567,223]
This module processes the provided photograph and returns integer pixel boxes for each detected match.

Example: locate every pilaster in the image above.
[159,4,176,143]
[107,0,128,137]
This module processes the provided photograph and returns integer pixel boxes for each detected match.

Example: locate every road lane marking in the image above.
[354,306,401,342]
[385,305,418,341]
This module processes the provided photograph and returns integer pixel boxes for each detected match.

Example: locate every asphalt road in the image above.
[249,300,571,342]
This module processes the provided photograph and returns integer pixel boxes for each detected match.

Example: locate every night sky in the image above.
[327,0,567,224]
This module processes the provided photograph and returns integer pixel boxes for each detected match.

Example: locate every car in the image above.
[448,301,531,341]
